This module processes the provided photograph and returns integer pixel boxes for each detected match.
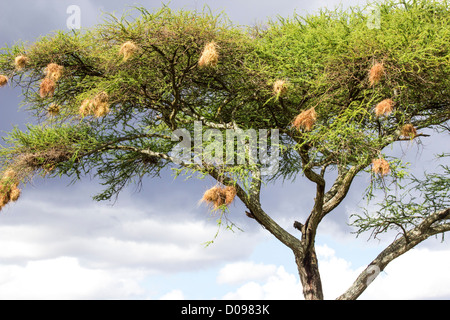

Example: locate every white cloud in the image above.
[316,244,336,259]
[0,257,145,300]
[319,244,450,299]
[361,247,450,300]
[217,262,277,285]
[0,193,264,271]
[0,189,267,299]
[316,245,364,299]
[221,265,303,300]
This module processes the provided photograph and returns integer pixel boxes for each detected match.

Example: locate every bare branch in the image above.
[337,207,450,300]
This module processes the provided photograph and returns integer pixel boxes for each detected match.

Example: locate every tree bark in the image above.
[295,246,324,300]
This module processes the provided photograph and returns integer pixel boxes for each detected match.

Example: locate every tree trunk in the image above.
[295,247,324,300]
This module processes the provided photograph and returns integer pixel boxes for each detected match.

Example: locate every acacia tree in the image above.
[0,0,449,300]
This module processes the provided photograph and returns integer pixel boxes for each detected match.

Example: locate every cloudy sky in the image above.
[0,0,449,300]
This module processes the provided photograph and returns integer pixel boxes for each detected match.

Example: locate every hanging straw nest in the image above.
[93,91,109,105]
[0,169,21,210]
[372,158,390,176]
[92,91,110,118]
[94,104,110,118]
[224,186,237,206]
[14,55,29,70]
[39,77,56,98]
[400,124,417,139]
[273,80,288,97]
[79,92,110,118]
[15,147,73,176]
[201,186,222,207]
[292,107,317,131]
[3,169,17,181]
[369,62,385,86]
[8,186,21,202]
[47,103,60,117]
[119,41,139,61]
[0,75,8,87]
[200,185,237,210]
[0,194,8,210]
[198,41,219,68]
[44,63,64,82]
[79,99,93,117]
[375,99,394,117]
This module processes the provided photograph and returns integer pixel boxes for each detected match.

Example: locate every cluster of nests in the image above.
[280,62,417,136]
[0,41,222,211]
[40,62,64,98]
[1,40,220,117]
[17,147,73,173]
[0,55,111,119]
[0,55,30,88]
[39,62,111,118]
[0,42,421,211]
[44,91,111,119]
[0,170,21,211]
[0,45,423,139]
[0,56,64,100]
[273,62,419,178]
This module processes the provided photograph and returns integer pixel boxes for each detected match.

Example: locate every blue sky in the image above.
[0,0,449,300]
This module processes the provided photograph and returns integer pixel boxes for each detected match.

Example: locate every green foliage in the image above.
[352,158,450,239]
[0,124,91,181]
[0,0,448,205]
[253,0,449,170]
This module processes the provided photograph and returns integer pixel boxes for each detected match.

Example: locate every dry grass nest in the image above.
[14,55,29,70]
[0,75,8,87]
[79,92,110,118]
[369,62,385,86]
[200,185,237,210]
[273,80,288,97]
[15,147,73,176]
[39,77,56,98]
[0,169,21,210]
[119,41,139,61]
[372,158,390,176]
[44,63,64,82]
[92,91,110,117]
[400,124,417,139]
[79,99,93,117]
[375,99,395,117]
[39,62,63,98]
[292,107,317,132]
[198,41,219,68]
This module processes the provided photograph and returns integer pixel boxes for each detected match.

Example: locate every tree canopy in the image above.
[0,0,449,300]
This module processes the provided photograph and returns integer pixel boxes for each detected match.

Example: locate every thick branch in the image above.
[323,164,363,214]
[296,143,327,248]
[337,207,450,300]
[205,163,303,252]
